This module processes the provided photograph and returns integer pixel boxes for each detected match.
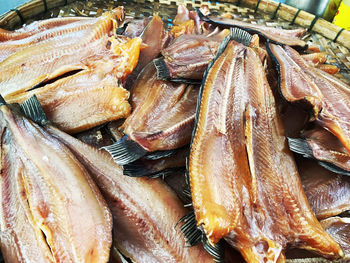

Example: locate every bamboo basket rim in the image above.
[0,0,349,49]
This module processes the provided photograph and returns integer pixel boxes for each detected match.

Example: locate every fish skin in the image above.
[298,158,350,220]
[0,18,98,63]
[45,125,214,263]
[190,39,342,262]
[121,63,198,152]
[0,104,112,263]
[0,16,92,42]
[0,7,126,99]
[302,126,350,172]
[268,43,350,153]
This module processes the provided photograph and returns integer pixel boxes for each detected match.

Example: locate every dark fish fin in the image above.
[148,167,186,179]
[144,148,179,160]
[101,135,148,165]
[230,27,252,47]
[168,78,202,85]
[116,22,129,35]
[288,137,350,176]
[287,137,314,158]
[0,95,6,106]
[154,58,170,80]
[123,159,185,177]
[20,95,48,126]
[178,210,225,263]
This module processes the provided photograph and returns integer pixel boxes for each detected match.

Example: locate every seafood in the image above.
[0,98,112,263]
[6,66,132,133]
[267,43,350,153]
[188,30,342,262]
[289,125,350,174]
[197,9,307,48]
[0,7,132,99]
[298,158,350,220]
[123,18,150,38]
[105,63,198,165]
[75,126,115,149]
[301,52,327,66]
[45,119,214,263]
[0,16,92,41]
[155,32,228,81]
[0,18,98,62]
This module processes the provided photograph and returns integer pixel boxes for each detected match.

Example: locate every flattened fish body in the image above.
[46,125,214,263]
[268,44,350,153]
[0,18,97,62]
[121,63,198,152]
[0,7,125,98]
[190,38,342,262]
[7,69,131,133]
[0,104,112,263]
[298,158,350,219]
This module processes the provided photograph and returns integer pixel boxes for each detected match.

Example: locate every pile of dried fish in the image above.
[0,3,349,263]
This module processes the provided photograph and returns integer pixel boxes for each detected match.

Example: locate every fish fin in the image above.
[101,135,148,165]
[116,22,129,35]
[178,210,225,263]
[167,78,202,85]
[148,167,186,179]
[144,148,180,160]
[288,137,350,176]
[229,27,252,47]
[20,95,48,126]
[123,159,185,177]
[0,95,6,106]
[154,58,171,80]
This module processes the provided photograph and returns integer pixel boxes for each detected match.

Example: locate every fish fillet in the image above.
[0,101,112,263]
[189,33,342,262]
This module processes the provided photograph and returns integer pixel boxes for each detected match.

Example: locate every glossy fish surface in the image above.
[0,101,112,263]
[298,158,350,219]
[46,125,214,263]
[0,7,127,99]
[268,43,350,153]
[189,32,342,262]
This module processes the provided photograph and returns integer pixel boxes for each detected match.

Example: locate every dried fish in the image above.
[0,97,112,263]
[104,63,198,165]
[298,158,350,219]
[301,52,327,66]
[197,9,307,48]
[188,29,342,262]
[45,118,214,263]
[0,7,130,99]
[267,43,350,154]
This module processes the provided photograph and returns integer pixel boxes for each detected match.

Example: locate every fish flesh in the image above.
[0,16,92,41]
[0,7,129,99]
[155,32,228,81]
[197,9,307,48]
[267,43,350,153]
[0,99,112,262]
[0,18,98,63]
[105,62,198,165]
[124,14,169,89]
[316,64,340,74]
[298,158,350,220]
[123,17,150,38]
[301,52,327,66]
[188,30,342,262]
[6,65,132,133]
[289,125,350,175]
[45,121,214,263]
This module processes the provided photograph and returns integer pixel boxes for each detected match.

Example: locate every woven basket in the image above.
[0,1,349,262]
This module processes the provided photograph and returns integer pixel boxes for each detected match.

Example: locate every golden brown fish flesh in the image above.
[0,98,112,263]
[0,7,128,99]
[105,62,198,165]
[44,122,214,263]
[188,30,342,262]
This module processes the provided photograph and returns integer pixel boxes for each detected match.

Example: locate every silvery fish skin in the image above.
[298,158,350,220]
[189,35,342,262]
[0,7,126,99]
[46,125,214,263]
[267,43,350,154]
[0,102,112,263]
